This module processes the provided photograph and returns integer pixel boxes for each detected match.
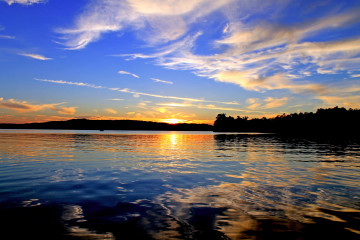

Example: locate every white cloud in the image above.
[57,0,236,49]
[54,0,360,107]
[127,0,204,15]
[351,74,360,78]
[217,10,360,54]
[116,6,360,97]
[118,70,139,78]
[3,0,44,5]
[19,53,52,61]
[151,78,173,84]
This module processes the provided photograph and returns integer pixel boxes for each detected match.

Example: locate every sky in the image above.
[0,0,360,124]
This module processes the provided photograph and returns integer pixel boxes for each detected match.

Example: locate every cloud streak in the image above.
[36,77,240,105]
[213,72,327,95]
[35,78,105,89]
[0,35,15,39]
[156,102,267,114]
[108,98,124,101]
[105,108,117,114]
[151,78,173,84]
[0,97,76,115]
[118,70,140,78]
[3,0,44,5]
[316,95,360,108]
[247,97,288,110]
[111,87,239,105]
[19,53,52,61]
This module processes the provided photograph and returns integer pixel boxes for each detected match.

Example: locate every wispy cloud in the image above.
[156,102,267,114]
[316,95,360,108]
[151,78,173,84]
[111,87,239,105]
[0,25,15,39]
[108,98,124,101]
[0,97,76,115]
[157,102,192,107]
[118,70,139,78]
[105,108,117,114]
[19,53,52,61]
[112,5,360,100]
[3,0,44,5]
[56,0,236,49]
[213,72,327,95]
[196,104,261,113]
[247,97,288,110]
[0,35,15,39]
[56,0,360,109]
[36,77,240,105]
[35,78,105,89]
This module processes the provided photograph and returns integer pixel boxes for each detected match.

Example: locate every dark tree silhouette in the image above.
[214,107,360,137]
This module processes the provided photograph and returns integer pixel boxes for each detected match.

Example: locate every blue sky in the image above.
[1,0,360,124]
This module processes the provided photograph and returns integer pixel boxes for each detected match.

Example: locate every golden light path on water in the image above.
[0,130,359,239]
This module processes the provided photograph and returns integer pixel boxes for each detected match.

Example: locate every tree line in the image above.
[214,107,360,136]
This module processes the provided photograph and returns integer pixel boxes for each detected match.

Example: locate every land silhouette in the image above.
[214,106,360,137]
[0,119,213,131]
[1,107,359,136]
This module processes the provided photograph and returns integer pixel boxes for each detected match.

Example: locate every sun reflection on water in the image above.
[0,131,360,239]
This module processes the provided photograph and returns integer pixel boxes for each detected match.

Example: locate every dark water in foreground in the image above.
[0,130,359,240]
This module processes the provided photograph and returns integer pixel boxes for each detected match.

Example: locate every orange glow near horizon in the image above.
[0,114,214,125]
[162,118,184,124]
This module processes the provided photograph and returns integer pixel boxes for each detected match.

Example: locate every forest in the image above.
[213,107,360,136]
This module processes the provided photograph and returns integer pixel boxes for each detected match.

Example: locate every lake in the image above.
[0,130,359,239]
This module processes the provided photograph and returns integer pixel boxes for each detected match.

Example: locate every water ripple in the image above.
[0,130,359,239]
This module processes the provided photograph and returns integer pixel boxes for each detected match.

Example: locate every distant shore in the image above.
[0,119,213,131]
[1,107,359,138]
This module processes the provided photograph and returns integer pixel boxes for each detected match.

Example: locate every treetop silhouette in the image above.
[214,107,360,137]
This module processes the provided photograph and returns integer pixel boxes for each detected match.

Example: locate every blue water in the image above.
[0,130,359,239]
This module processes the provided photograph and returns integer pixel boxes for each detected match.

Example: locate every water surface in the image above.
[0,130,359,239]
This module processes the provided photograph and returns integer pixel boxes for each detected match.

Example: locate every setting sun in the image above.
[163,119,184,124]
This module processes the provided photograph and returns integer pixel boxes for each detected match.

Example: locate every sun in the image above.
[163,118,184,124]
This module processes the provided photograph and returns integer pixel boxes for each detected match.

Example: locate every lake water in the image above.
[0,130,359,239]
